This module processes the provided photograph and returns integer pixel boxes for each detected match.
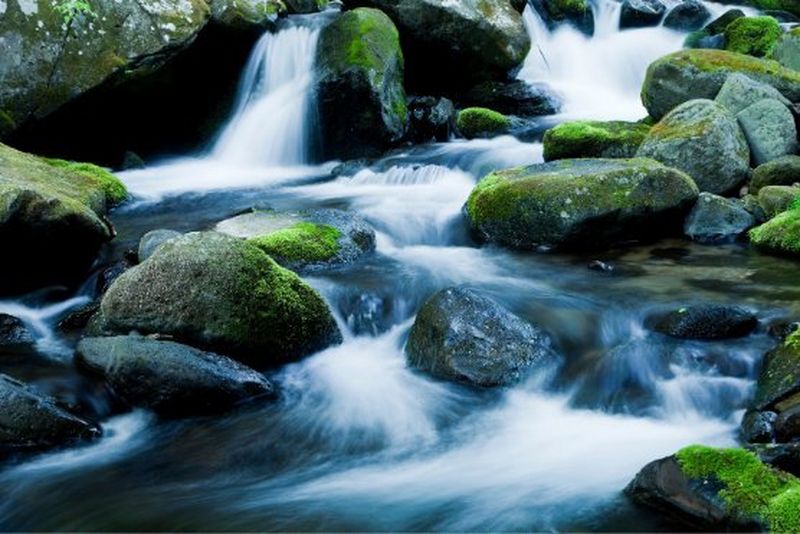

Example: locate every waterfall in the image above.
[211,23,322,166]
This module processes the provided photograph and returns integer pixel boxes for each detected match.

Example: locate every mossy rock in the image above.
[456,107,511,139]
[715,72,792,116]
[538,0,595,35]
[773,27,800,70]
[749,203,800,256]
[211,0,285,29]
[758,185,800,218]
[316,8,407,160]
[543,120,651,161]
[95,231,342,367]
[641,49,800,120]
[0,143,122,295]
[724,16,783,58]
[751,155,800,193]
[465,158,699,250]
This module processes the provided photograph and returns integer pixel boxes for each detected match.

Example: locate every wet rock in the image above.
[461,80,561,117]
[741,409,777,443]
[543,120,651,161]
[0,315,34,352]
[749,207,800,256]
[706,9,746,34]
[215,208,376,273]
[407,96,457,143]
[773,27,800,71]
[715,72,792,117]
[406,287,558,387]
[684,10,744,50]
[683,192,755,243]
[663,0,711,31]
[94,231,342,367]
[752,331,800,412]
[456,107,511,139]
[120,151,146,171]
[751,156,800,193]
[0,374,99,456]
[97,259,134,297]
[58,302,101,334]
[641,50,800,120]
[533,0,595,35]
[316,8,407,160]
[76,336,275,417]
[138,229,183,263]
[620,0,667,28]
[750,443,800,477]
[647,305,758,340]
[758,185,799,219]
[724,16,782,58]
[637,99,750,195]
[465,158,698,249]
[211,0,282,29]
[737,98,798,166]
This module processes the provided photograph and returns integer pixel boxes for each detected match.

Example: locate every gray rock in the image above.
[76,336,274,417]
[715,73,792,117]
[637,99,750,194]
[737,98,798,166]
[684,192,755,243]
[647,305,758,340]
[751,155,800,193]
[406,287,558,387]
[138,229,182,263]
[773,28,800,71]
[758,185,799,218]
[620,0,667,28]
[663,0,711,31]
[0,314,35,351]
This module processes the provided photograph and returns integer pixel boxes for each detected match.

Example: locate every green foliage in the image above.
[54,0,97,26]
[725,16,782,58]
[248,222,342,263]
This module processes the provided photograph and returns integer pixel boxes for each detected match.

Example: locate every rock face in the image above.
[465,158,698,249]
[641,50,800,120]
[316,8,407,160]
[76,336,275,417]
[0,314,34,352]
[95,232,342,367]
[714,72,791,117]
[543,120,651,161]
[737,98,798,166]
[406,287,558,387]
[215,209,376,272]
[724,16,782,58]
[751,156,800,193]
[347,0,530,91]
[0,0,210,136]
[647,305,758,340]
[683,193,755,243]
[620,0,667,29]
[636,99,750,195]
[461,80,561,117]
[663,0,711,31]
[773,28,800,71]
[0,374,99,456]
[0,143,125,295]
[750,207,800,256]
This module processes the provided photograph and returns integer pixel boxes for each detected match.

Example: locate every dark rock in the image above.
[407,96,457,143]
[120,151,146,170]
[750,443,800,477]
[705,9,746,34]
[683,192,755,243]
[406,287,559,387]
[532,0,595,35]
[752,332,800,411]
[461,80,561,117]
[58,302,101,333]
[620,0,667,29]
[741,409,777,443]
[663,0,712,31]
[647,305,758,340]
[97,260,133,297]
[0,314,34,352]
[76,336,275,417]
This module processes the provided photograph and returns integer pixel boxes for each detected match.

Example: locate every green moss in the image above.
[750,208,800,256]
[43,158,128,207]
[328,8,402,81]
[676,445,800,530]
[543,120,651,161]
[457,107,510,139]
[725,16,782,58]
[672,49,800,80]
[248,222,342,263]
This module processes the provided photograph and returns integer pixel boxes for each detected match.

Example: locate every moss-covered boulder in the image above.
[542,120,651,161]
[94,232,342,367]
[535,0,595,35]
[626,445,800,531]
[773,27,800,71]
[316,8,407,160]
[456,107,511,139]
[751,155,800,193]
[724,16,783,58]
[0,0,210,136]
[0,143,126,295]
[749,203,800,256]
[641,49,800,120]
[636,99,750,194]
[211,0,285,29]
[346,0,530,91]
[465,158,698,249]
[758,185,800,218]
[215,208,376,272]
[684,9,745,50]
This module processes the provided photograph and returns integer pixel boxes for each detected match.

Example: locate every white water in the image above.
[0,296,90,357]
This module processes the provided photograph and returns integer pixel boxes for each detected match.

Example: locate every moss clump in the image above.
[749,208,800,256]
[457,107,510,139]
[676,445,800,531]
[43,158,128,207]
[724,16,782,58]
[248,222,342,263]
[543,120,651,161]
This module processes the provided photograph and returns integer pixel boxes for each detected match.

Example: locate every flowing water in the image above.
[0,2,793,531]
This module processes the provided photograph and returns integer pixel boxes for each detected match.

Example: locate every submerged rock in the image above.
[543,120,651,161]
[0,374,99,456]
[647,305,758,340]
[465,158,698,249]
[663,0,711,31]
[683,193,755,243]
[94,231,342,367]
[636,99,750,195]
[736,98,798,166]
[456,107,511,139]
[751,156,800,193]
[316,8,407,160]
[76,336,275,417]
[406,287,558,387]
[620,0,667,29]
[138,229,183,263]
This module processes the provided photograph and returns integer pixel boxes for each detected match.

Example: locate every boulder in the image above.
[0,314,34,352]
[742,409,778,443]
[542,120,651,161]
[94,231,342,367]
[76,336,275,417]
[0,374,99,456]
[663,0,711,31]
[715,73,792,117]
[315,8,407,160]
[684,10,745,50]
[138,229,183,263]
[636,99,750,195]
[456,107,511,139]
[0,143,125,295]
[683,193,755,243]
[407,96,457,143]
[406,287,558,387]
[345,0,530,91]
[620,0,667,29]
[534,0,595,35]
[773,28,800,71]
[724,16,783,58]
[736,98,798,166]
[750,207,800,256]
[758,185,799,218]
[215,208,376,272]
[465,158,698,249]
[647,305,758,340]
[751,155,800,193]
[461,80,561,117]
[752,330,800,412]
[641,50,800,120]
[211,0,283,28]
